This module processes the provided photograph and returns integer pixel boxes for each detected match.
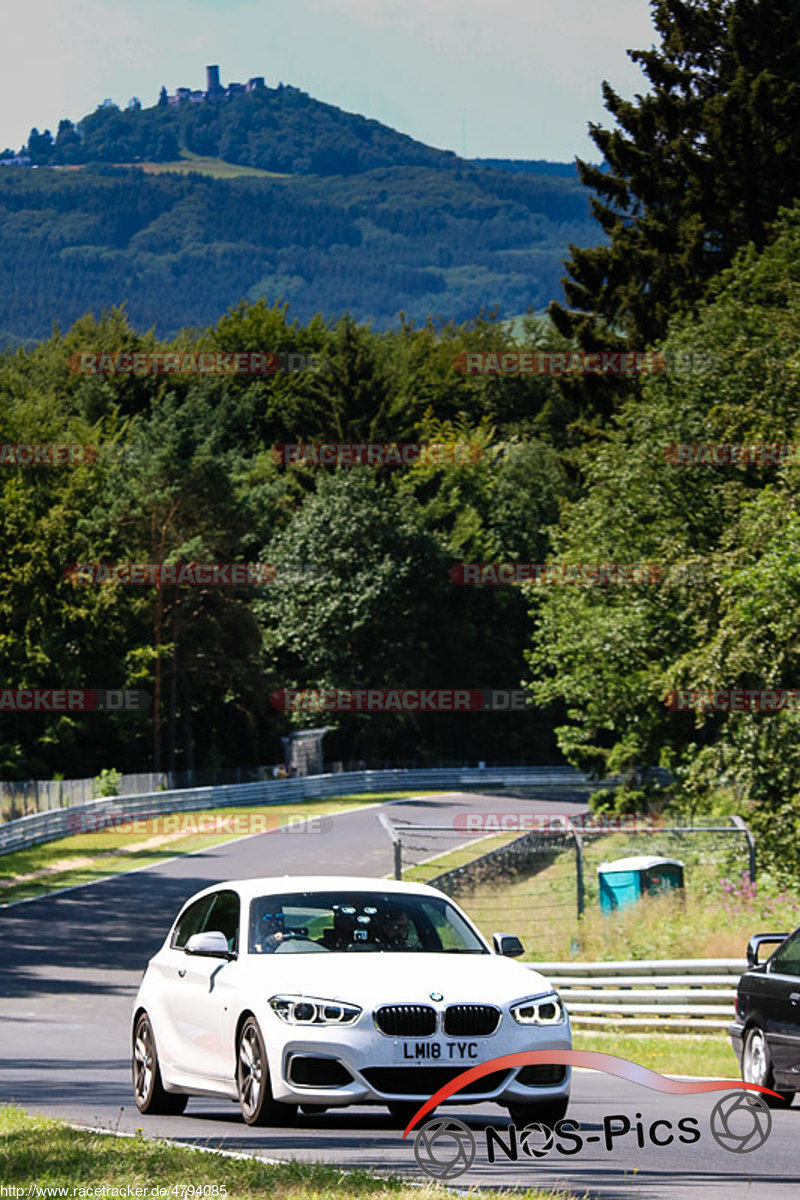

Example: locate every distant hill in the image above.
[0,81,602,341]
[7,85,459,176]
[471,159,580,177]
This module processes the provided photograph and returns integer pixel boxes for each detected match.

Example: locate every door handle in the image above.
[178,968,186,978]
[789,992,800,1004]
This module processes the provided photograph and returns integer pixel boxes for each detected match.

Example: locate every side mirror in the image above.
[185,930,235,959]
[493,932,524,958]
[747,933,788,969]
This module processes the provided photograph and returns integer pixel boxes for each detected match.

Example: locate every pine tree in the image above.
[551,0,800,354]
[157,86,168,108]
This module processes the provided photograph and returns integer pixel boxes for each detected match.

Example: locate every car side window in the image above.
[171,896,215,949]
[203,890,240,953]
[769,930,800,977]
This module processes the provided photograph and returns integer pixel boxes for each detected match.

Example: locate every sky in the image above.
[0,0,657,161]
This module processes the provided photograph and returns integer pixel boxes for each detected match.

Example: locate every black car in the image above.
[730,928,800,1107]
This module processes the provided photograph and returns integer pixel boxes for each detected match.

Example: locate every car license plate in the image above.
[393,1040,481,1062]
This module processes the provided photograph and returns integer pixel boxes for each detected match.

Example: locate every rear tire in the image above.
[743,1026,795,1108]
[237,1016,298,1126]
[507,1097,569,1127]
[132,1012,188,1115]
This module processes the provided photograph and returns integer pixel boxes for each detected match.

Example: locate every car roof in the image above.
[182,876,447,905]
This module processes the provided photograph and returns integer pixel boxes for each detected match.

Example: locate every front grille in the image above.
[516,1064,567,1086]
[375,1005,437,1036]
[287,1056,353,1087]
[362,1067,511,1097]
[443,1004,500,1036]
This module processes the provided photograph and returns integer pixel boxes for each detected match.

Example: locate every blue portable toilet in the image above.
[598,855,685,913]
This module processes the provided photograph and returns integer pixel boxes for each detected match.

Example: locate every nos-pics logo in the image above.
[404,1051,777,1181]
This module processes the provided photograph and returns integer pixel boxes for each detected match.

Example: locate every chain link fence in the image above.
[380,813,757,959]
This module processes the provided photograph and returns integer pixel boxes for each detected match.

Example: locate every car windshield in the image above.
[248,890,489,955]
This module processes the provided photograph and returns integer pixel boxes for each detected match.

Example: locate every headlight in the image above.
[511,992,566,1025]
[269,994,362,1026]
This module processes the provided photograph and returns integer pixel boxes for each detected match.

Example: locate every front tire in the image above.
[237,1016,297,1126]
[507,1097,569,1127]
[743,1026,794,1108]
[132,1012,188,1115]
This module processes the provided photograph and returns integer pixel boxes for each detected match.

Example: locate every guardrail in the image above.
[0,765,614,857]
[530,958,745,1032]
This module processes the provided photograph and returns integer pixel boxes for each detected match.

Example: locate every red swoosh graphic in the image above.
[401,1049,783,1138]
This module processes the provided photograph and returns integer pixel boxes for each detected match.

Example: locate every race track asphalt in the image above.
[1,789,798,1198]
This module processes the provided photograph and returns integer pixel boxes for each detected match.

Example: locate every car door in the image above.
[763,929,800,1083]
[159,890,241,1083]
[150,893,216,1076]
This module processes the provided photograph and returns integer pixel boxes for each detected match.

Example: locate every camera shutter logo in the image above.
[519,1121,555,1158]
[709,1092,772,1153]
[414,1117,476,1179]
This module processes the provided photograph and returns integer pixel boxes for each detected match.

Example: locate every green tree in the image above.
[551,0,800,355]
[97,387,277,773]
[258,472,450,761]
[528,206,800,847]
[0,371,144,778]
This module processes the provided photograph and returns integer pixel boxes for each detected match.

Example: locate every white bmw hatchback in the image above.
[132,875,571,1126]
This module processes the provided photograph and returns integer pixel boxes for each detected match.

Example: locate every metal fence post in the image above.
[731,815,756,883]
[573,829,585,918]
[377,812,403,879]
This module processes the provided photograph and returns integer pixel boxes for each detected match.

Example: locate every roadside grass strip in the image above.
[402,830,522,881]
[448,829,800,961]
[0,1106,574,1200]
[571,1031,740,1078]
[0,792,447,905]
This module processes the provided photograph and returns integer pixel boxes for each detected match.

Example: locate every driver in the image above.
[256,909,286,953]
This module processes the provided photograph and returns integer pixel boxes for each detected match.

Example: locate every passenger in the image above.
[377,907,413,949]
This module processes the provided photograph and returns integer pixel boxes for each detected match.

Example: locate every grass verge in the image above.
[571,1030,740,1078]
[447,829,800,961]
[403,829,519,882]
[0,792,446,905]
[0,1106,572,1200]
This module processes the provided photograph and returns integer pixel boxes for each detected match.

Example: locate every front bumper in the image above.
[729,1020,745,1066]
[264,1013,572,1107]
